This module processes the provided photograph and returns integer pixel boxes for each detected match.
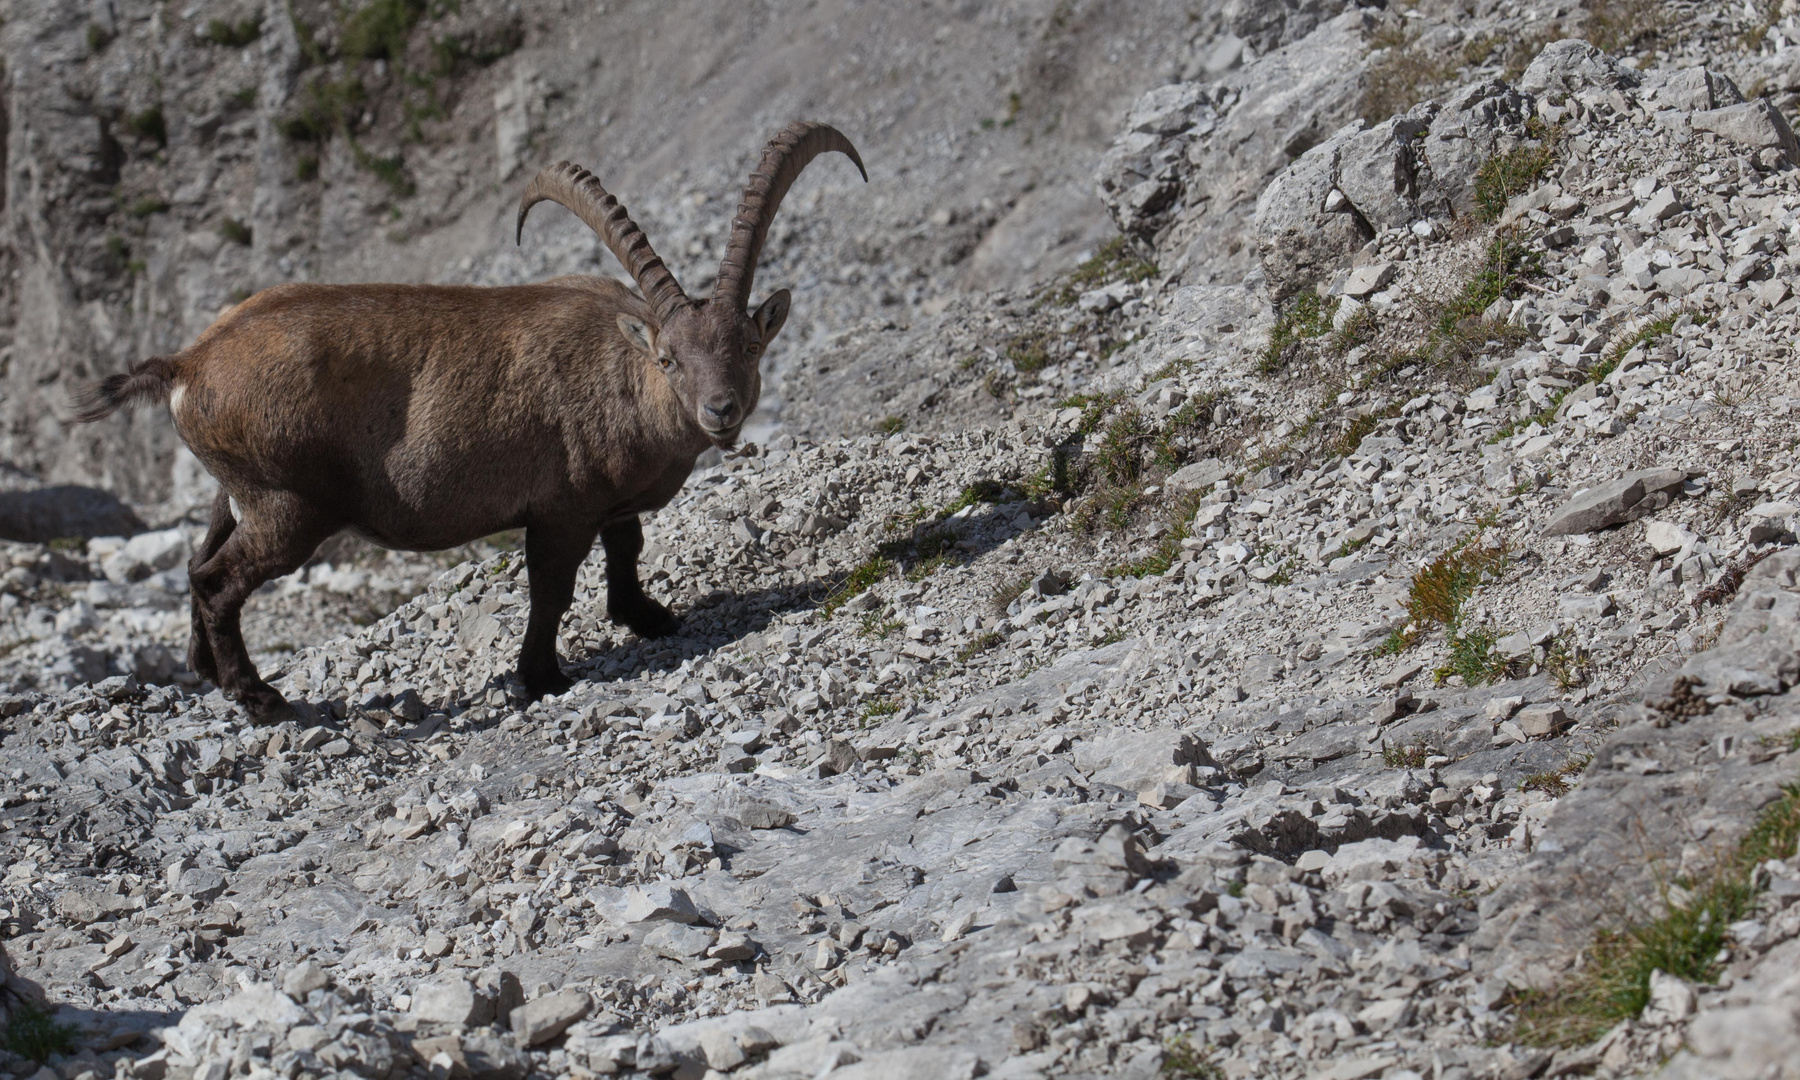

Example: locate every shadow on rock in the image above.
[0,485,146,543]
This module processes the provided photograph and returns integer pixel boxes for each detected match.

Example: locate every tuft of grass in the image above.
[351,141,414,197]
[281,75,368,143]
[1408,543,1506,629]
[1360,29,1459,124]
[1050,237,1157,306]
[219,217,253,246]
[860,698,900,721]
[201,16,263,47]
[123,106,168,148]
[1259,291,1336,374]
[340,0,428,61]
[1161,1034,1225,1079]
[1521,756,1591,798]
[125,195,170,218]
[1,1000,80,1064]
[1434,625,1513,686]
[1382,742,1432,769]
[823,557,893,618]
[1436,231,1539,340]
[1514,785,1800,1047]
[1109,492,1206,579]
[87,21,114,52]
[1094,407,1153,487]
[874,415,905,436]
[857,612,902,639]
[1006,330,1054,375]
[956,631,1004,663]
[1329,304,1379,355]
[1583,0,1667,55]
[1545,636,1593,690]
[1473,144,1559,222]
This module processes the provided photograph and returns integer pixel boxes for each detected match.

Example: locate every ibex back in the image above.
[74,121,865,721]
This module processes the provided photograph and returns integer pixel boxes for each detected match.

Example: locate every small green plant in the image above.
[219,217,253,246]
[989,575,1032,613]
[1435,625,1513,686]
[103,234,130,273]
[1520,756,1591,798]
[1515,785,1800,1046]
[860,698,900,721]
[1006,330,1054,375]
[1259,290,1336,374]
[87,21,113,52]
[956,631,1004,662]
[201,16,263,47]
[1473,144,1559,222]
[228,86,259,110]
[1161,1034,1225,1079]
[823,557,893,618]
[1329,304,1378,354]
[874,415,905,436]
[340,0,428,61]
[1408,543,1506,629]
[126,195,170,218]
[1359,32,1459,124]
[858,611,902,639]
[1,1000,80,1064]
[1582,0,1667,55]
[1050,237,1157,306]
[1544,636,1593,690]
[352,141,414,197]
[123,106,168,148]
[1382,742,1432,769]
[1094,407,1152,486]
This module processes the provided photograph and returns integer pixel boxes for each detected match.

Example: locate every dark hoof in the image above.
[231,683,295,725]
[611,599,680,640]
[521,666,575,701]
[188,645,220,686]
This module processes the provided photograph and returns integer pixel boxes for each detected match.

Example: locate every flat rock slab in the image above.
[1542,466,1689,536]
[511,989,591,1046]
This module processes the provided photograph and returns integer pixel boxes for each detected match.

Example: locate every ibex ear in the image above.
[751,289,791,344]
[616,314,658,357]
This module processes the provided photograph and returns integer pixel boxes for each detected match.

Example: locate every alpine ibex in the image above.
[74,121,865,721]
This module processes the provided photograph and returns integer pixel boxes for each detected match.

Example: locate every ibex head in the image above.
[517,122,866,447]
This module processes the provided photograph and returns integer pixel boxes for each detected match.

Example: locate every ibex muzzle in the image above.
[74,121,865,722]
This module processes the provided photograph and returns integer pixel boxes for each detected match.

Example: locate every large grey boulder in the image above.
[1252,132,1374,300]
[1516,38,1641,101]
[1541,466,1689,536]
[1096,10,1373,281]
[1252,77,1535,297]
[1691,97,1800,165]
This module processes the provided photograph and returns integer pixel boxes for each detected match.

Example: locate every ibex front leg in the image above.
[600,517,679,640]
[517,524,598,700]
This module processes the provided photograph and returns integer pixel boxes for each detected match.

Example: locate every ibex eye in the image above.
[658,354,675,369]
[746,343,761,356]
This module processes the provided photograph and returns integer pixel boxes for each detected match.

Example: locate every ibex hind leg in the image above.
[189,494,338,723]
[186,491,238,686]
[600,518,679,639]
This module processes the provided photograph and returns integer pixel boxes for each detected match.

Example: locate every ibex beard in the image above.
[72,122,865,723]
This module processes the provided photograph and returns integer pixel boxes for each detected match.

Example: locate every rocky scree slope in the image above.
[7,20,1800,1080]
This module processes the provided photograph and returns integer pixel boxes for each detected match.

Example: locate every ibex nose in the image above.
[703,399,739,428]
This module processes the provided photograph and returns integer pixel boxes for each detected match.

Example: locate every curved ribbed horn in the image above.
[714,121,867,311]
[516,162,689,320]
